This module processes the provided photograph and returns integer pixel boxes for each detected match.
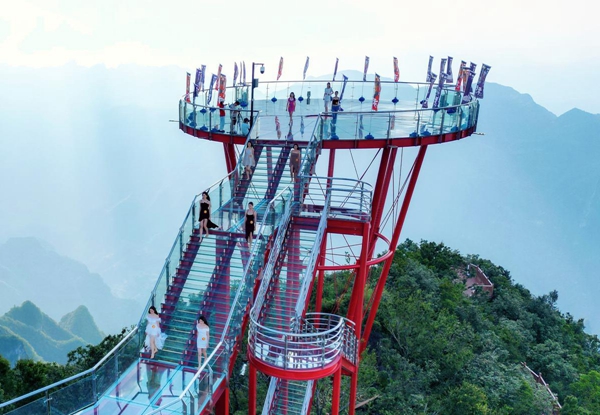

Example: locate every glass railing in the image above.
[146,186,295,414]
[179,100,258,138]
[0,328,139,415]
[180,79,480,141]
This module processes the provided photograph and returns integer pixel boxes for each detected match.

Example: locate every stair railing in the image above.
[0,327,139,414]
[145,185,294,414]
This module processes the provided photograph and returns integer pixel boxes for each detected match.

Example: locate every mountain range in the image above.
[0,63,598,334]
[0,301,103,366]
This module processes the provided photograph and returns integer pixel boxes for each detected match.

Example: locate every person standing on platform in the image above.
[286,92,296,124]
[289,143,301,181]
[243,141,256,180]
[196,316,210,368]
[323,82,333,112]
[218,99,226,132]
[331,91,340,124]
[198,191,212,239]
[230,101,241,134]
[245,202,257,250]
[145,306,161,359]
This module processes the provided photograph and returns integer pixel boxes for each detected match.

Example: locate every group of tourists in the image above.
[285,82,340,123]
[145,307,210,368]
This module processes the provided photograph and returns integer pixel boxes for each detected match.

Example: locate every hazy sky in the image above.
[1,0,597,115]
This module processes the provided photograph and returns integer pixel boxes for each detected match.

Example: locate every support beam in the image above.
[249,363,257,415]
[331,368,342,415]
[214,386,229,415]
[369,147,397,256]
[223,143,237,173]
[361,145,428,352]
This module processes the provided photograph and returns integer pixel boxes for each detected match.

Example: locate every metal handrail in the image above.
[146,340,224,415]
[0,327,138,409]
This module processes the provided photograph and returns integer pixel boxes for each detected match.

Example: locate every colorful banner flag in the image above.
[363,56,370,81]
[420,73,437,108]
[218,74,227,103]
[200,65,206,90]
[461,69,476,104]
[474,64,491,98]
[185,72,191,102]
[446,56,454,83]
[455,60,467,92]
[340,74,349,102]
[303,56,310,80]
[233,62,238,87]
[243,61,246,84]
[426,56,434,82]
[207,74,217,104]
[193,68,202,99]
[439,58,447,78]
[216,64,223,91]
[277,57,283,80]
[372,73,381,111]
[393,57,399,82]
[333,58,339,81]
[432,72,448,109]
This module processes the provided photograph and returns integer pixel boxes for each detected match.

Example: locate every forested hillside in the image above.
[2,241,600,414]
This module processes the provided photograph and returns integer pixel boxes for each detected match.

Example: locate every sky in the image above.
[0,0,598,116]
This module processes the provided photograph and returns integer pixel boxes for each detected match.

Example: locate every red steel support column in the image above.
[214,387,229,415]
[328,149,336,177]
[369,147,397,255]
[223,143,237,173]
[361,145,428,352]
[349,371,359,415]
[331,368,342,415]
[249,363,257,415]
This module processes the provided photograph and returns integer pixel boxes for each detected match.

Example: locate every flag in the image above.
[193,68,202,99]
[233,62,238,87]
[372,73,381,111]
[277,57,283,80]
[243,61,246,84]
[200,65,206,91]
[439,58,447,78]
[215,64,222,90]
[474,64,491,98]
[455,61,467,92]
[420,73,437,109]
[333,58,339,81]
[207,74,217,104]
[218,74,226,103]
[461,69,476,104]
[426,56,434,82]
[446,56,454,83]
[185,72,191,103]
[340,74,349,102]
[303,56,310,80]
[363,56,370,81]
[432,72,448,109]
[393,57,399,82]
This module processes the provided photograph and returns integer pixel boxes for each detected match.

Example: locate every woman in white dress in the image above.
[323,82,333,112]
[196,316,210,367]
[242,141,256,180]
[145,306,161,359]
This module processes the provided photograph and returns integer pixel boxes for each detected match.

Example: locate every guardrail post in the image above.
[440,108,446,137]
[208,366,214,407]
[166,260,171,292]
[179,230,184,258]
[416,111,421,135]
[284,335,288,370]
[115,348,119,379]
[92,369,98,402]
[182,401,188,415]
[387,113,391,139]
[45,390,51,415]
